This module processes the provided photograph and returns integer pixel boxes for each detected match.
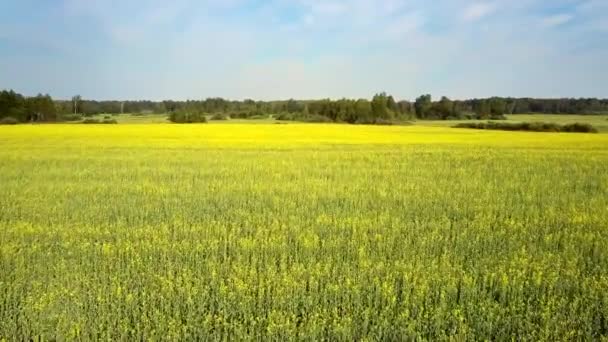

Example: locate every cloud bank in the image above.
[0,0,606,100]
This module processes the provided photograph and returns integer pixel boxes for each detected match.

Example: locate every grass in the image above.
[82,113,608,132]
[1,124,607,340]
[86,113,170,124]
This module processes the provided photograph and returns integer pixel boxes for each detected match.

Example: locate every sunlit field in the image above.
[1,124,607,340]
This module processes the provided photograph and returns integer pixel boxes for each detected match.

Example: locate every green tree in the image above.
[72,95,82,114]
[436,96,454,119]
[387,95,398,114]
[371,92,391,121]
[355,99,372,123]
[25,94,57,121]
[414,94,432,119]
[0,90,26,121]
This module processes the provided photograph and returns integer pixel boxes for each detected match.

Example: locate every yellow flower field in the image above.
[0,123,607,340]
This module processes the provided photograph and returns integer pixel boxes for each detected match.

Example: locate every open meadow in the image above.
[1,124,607,340]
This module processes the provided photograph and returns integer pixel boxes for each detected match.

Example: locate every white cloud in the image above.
[541,14,573,28]
[578,0,608,13]
[462,2,497,22]
[383,12,425,39]
[3,0,608,99]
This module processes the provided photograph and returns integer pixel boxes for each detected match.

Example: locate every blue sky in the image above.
[1,0,607,100]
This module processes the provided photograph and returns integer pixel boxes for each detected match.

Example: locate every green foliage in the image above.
[371,118,395,125]
[4,89,607,125]
[228,111,251,119]
[210,113,229,120]
[0,90,56,122]
[168,112,208,123]
[82,118,116,124]
[454,121,598,133]
[415,94,432,119]
[60,113,83,122]
[371,92,392,120]
[275,113,333,123]
[82,118,100,124]
[561,123,599,133]
[0,116,19,125]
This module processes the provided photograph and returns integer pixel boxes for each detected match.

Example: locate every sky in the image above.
[0,0,607,101]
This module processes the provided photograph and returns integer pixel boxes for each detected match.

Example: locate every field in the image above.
[89,113,608,132]
[1,124,607,340]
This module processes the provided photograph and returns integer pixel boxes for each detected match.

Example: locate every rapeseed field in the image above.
[1,124,607,340]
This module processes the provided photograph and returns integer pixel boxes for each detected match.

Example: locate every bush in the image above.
[276,113,333,123]
[210,113,229,121]
[561,123,598,133]
[82,118,100,124]
[102,119,118,124]
[104,115,112,120]
[168,112,207,123]
[275,113,294,121]
[229,111,250,119]
[60,114,83,122]
[0,117,19,125]
[373,118,395,126]
[299,114,333,123]
[454,121,598,133]
[488,114,507,120]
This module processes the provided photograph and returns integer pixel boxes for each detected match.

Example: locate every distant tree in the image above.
[387,95,398,114]
[355,99,372,123]
[72,95,82,114]
[371,92,391,121]
[302,104,310,116]
[0,90,26,121]
[286,99,301,113]
[414,94,432,119]
[25,94,57,121]
[489,97,506,115]
[435,96,454,119]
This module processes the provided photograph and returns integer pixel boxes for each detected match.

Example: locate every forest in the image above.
[1,89,608,124]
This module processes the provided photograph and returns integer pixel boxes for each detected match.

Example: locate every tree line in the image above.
[2,89,607,124]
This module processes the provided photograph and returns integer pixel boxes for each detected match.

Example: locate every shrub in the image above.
[102,119,118,124]
[210,113,229,121]
[82,118,101,124]
[275,113,294,121]
[104,115,112,120]
[454,121,598,133]
[168,112,207,123]
[299,114,333,123]
[562,123,598,133]
[229,111,251,119]
[60,114,83,122]
[0,117,19,125]
[355,118,376,125]
[373,118,395,126]
[489,114,507,120]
